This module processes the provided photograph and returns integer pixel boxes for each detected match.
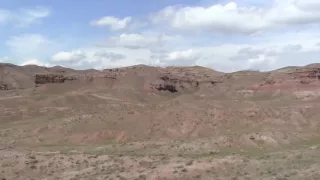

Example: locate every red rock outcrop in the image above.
[1,63,320,94]
[149,75,199,93]
[290,68,320,84]
[252,67,320,92]
[35,74,77,84]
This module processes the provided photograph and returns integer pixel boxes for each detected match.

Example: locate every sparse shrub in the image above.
[138,174,146,180]
[243,158,250,163]
[194,174,201,179]
[29,156,36,159]
[296,154,303,160]
[289,171,298,176]
[176,165,184,169]
[186,160,193,166]
[181,168,188,173]
[276,175,288,180]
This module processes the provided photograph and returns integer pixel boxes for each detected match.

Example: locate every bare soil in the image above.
[1,63,320,179]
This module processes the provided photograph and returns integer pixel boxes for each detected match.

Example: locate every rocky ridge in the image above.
[0,63,320,94]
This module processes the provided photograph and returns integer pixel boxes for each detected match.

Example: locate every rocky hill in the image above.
[1,63,319,93]
[1,63,320,180]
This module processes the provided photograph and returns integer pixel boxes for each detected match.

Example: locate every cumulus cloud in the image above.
[209,35,319,72]
[161,49,200,66]
[50,47,153,69]
[151,0,320,34]
[52,50,87,63]
[17,7,50,27]
[91,16,133,30]
[49,45,202,69]
[4,0,320,72]
[6,34,55,58]
[0,7,50,27]
[151,2,267,34]
[46,26,320,72]
[94,51,126,62]
[282,44,302,52]
[229,48,266,61]
[97,33,181,50]
[295,0,320,11]
[105,33,157,49]
[51,49,128,68]
[20,59,52,67]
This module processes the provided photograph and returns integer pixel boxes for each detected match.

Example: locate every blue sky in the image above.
[1,0,320,72]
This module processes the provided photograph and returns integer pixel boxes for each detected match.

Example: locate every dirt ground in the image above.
[1,64,320,179]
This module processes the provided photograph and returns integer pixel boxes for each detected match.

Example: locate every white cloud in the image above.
[166,49,197,61]
[45,25,320,72]
[151,2,267,34]
[231,48,277,71]
[229,47,267,61]
[52,50,86,63]
[17,7,50,27]
[282,44,302,52]
[91,16,132,30]
[0,7,50,27]
[20,59,52,67]
[151,0,320,34]
[196,30,320,72]
[3,0,320,72]
[94,51,125,62]
[6,34,55,57]
[97,33,181,50]
[50,47,153,69]
[109,33,157,49]
[295,0,320,11]
[161,49,200,66]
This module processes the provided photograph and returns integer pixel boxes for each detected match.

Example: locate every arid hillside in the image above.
[1,63,320,180]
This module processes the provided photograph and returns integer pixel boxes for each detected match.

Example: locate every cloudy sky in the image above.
[1,0,320,72]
